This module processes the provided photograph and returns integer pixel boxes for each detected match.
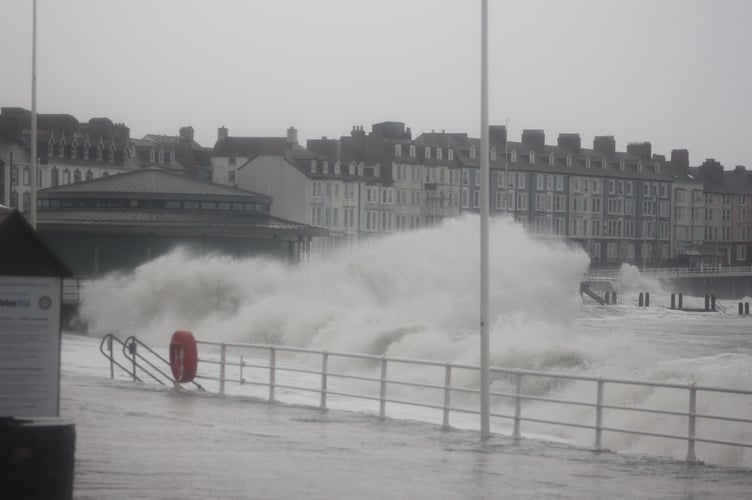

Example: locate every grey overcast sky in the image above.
[1,0,750,167]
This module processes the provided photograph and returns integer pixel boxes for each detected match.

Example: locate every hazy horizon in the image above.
[2,0,750,167]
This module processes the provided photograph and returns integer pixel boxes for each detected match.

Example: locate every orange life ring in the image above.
[169,330,198,383]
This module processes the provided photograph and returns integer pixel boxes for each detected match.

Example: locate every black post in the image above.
[704,294,710,312]
[678,293,683,310]
[639,292,644,307]
[612,291,617,304]
[711,294,716,312]
[605,292,610,305]
[645,292,650,308]
[671,293,676,310]
[739,302,744,315]
[746,302,750,315]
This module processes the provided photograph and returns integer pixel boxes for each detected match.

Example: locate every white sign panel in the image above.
[0,275,62,417]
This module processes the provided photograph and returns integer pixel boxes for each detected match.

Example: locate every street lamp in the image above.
[479,0,491,440]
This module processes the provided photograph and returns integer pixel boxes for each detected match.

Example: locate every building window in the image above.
[22,192,30,212]
[490,148,496,161]
[601,159,607,169]
[436,148,443,160]
[528,151,534,164]
[59,141,66,158]
[51,168,59,187]
[63,169,70,184]
[424,147,431,160]
[85,170,93,181]
[158,150,164,163]
[549,153,554,166]
[23,167,30,186]
[395,144,402,156]
[448,149,454,161]
[228,170,236,183]
[566,155,572,167]
[150,150,156,163]
[511,149,518,163]
[469,145,476,159]
[585,156,591,168]
[409,145,416,158]
[170,151,176,164]
[97,145,103,161]
[74,169,81,183]
[637,161,643,173]
[737,245,747,262]
[323,161,329,174]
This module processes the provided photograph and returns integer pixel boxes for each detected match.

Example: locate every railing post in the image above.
[513,370,522,439]
[107,335,114,379]
[687,383,698,463]
[128,339,137,382]
[594,378,604,451]
[442,363,452,429]
[379,356,387,419]
[219,343,227,396]
[320,351,329,410]
[269,347,276,402]
[239,354,245,385]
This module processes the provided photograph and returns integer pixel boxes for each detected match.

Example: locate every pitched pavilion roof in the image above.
[40,168,268,200]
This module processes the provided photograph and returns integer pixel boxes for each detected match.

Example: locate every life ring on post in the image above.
[170,330,198,383]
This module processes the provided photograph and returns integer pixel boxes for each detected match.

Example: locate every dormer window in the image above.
[601,159,607,169]
[323,161,329,174]
[549,153,554,166]
[311,160,317,173]
[585,156,591,168]
[409,144,416,158]
[169,151,176,164]
[158,150,164,164]
[637,161,643,173]
[448,149,454,161]
[425,147,431,160]
[150,149,156,163]
[436,148,442,160]
[71,141,78,160]
[619,159,625,171]
[97,145,103,161]
[349,163,355,175]
[529,151,535,164]
[83,142,90,160]
[59,139,66,158]
[374,165,380,177]
[655,162,660,174]
[110,145,116,163]
[490,148,496,161]
[470,145,476,159]
[395,144,402,156]
[566,154,572,167]
[47,137,55,157]
[511,149,518,163]
[334,162,341,175]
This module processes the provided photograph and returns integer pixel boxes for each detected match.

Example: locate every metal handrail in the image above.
[99,333,204,390]
[99,333,142,382]
[194,339,752,464]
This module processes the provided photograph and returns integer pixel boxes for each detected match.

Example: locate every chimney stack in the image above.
[286,126,298,147]
[593,136,616,156]
[179,126,194,143]
[670,149,689,171]
[217,126,229,142]
[626,142,652,161]
[521,129,545,150]
[557,133,581,152]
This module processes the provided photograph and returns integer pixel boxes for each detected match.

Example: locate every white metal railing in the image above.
[193,339,752,464]
[586,266,752,281]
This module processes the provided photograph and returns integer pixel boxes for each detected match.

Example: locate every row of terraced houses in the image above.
[1,106,750,268]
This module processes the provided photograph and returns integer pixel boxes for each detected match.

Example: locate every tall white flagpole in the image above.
[30,0,38,228]
[479,0,491,440]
